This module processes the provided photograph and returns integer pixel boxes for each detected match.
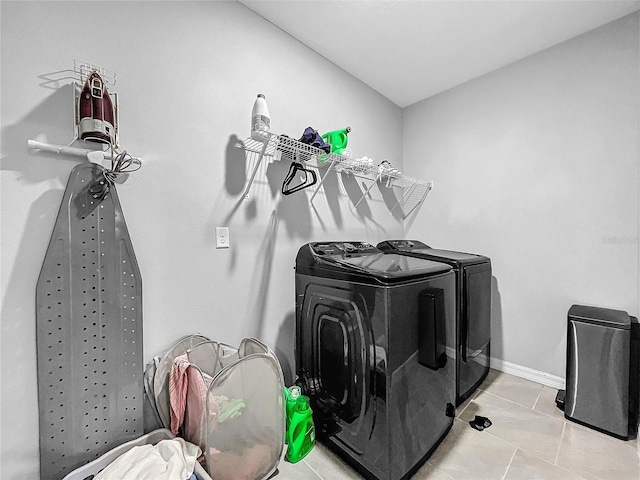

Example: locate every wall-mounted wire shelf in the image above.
[239,132,432,218]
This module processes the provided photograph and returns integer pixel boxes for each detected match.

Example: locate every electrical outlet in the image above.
[216,226,230,249]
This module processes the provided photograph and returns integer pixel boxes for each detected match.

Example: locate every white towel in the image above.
[94,437,202,480]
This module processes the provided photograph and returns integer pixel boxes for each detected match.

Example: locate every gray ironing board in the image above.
[36,163,143,480]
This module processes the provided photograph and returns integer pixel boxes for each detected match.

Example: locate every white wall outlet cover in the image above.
[216,226,230,249]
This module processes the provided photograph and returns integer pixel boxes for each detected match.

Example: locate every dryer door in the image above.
[297,283,375,455]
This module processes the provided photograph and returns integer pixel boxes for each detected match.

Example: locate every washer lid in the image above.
[568,304,630,329]
[310,241,451,280]
[416,248,485,263]
[378,240,487,264]
[333,252,452,279]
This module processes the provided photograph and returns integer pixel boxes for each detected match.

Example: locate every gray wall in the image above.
[403,13,640,378]
[2,2,639,478]
[0,2,403,477]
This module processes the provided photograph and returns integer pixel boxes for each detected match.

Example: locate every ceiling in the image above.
[240,0,640,107]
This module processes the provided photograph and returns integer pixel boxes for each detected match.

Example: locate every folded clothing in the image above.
[93,437,201,480]
[298,127,331,153]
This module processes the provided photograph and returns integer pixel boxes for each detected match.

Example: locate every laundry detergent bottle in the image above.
[285,385,300,443]
[321,126,351,155]
[284,386,315,463]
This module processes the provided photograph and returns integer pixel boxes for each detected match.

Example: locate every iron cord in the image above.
[89,150,141,200]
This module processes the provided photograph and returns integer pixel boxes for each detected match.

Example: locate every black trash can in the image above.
[561,305,639,439]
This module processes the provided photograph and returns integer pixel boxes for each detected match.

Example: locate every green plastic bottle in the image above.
[318,126,351,164]
[284,386,315,463]
[321,126,351,155]
[284,386,300,444]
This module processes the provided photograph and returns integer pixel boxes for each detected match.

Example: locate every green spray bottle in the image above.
[284,386,315,463]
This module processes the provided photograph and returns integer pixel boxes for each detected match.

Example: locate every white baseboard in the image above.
[490,357,566,390]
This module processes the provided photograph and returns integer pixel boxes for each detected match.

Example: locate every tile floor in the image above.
[274,369,640,479]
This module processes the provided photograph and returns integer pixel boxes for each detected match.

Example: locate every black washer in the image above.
[295,241,457,480]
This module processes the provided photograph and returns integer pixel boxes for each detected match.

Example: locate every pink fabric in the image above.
[169,354,212,449]
[183,364,210,445]
[208,444,274,480]
[169,355,190,435]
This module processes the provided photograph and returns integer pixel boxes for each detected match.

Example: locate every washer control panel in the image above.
[386,240,429,250]
[311,241,378,257]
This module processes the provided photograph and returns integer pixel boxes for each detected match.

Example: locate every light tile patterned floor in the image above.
[274,369,640,479]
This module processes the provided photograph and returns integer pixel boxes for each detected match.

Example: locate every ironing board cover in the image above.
[36,163,143,480]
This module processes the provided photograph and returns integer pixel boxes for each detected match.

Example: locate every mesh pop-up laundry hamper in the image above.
[154,336,286,480]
